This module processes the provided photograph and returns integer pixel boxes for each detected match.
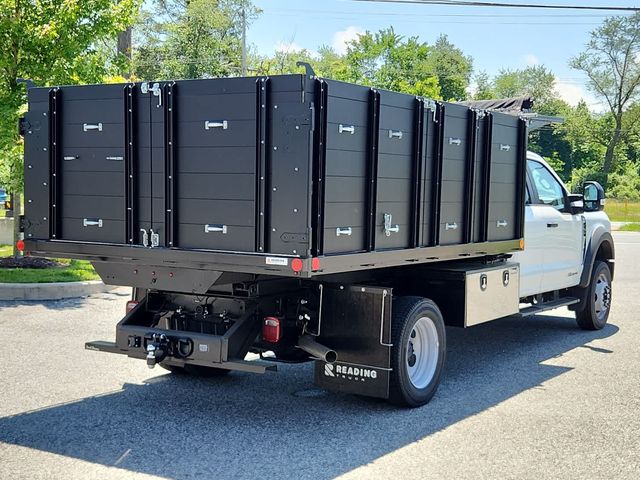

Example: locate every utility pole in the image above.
[241,8,247,76]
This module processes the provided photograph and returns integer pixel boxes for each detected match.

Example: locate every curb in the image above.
[0,280,120,301]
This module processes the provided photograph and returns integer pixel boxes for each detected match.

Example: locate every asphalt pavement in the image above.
[0,232,638,480]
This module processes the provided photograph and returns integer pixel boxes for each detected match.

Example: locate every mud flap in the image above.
[313,285,392,399]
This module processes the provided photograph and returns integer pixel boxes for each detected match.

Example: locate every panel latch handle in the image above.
[205,120,228,130]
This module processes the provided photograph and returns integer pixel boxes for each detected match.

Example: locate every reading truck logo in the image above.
[324,363,377,382]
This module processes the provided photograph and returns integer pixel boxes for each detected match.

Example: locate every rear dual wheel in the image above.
[389,297,446,407]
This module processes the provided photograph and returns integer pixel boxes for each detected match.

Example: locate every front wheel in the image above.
[576,260,612,330]
[388,297,446,407]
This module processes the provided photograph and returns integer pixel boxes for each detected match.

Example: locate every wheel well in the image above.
[595,240,614,279]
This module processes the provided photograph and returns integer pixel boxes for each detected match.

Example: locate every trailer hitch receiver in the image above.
[146,333,169,368]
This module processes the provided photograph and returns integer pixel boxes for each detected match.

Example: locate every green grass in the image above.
[0,244,99,283]
[0,259,99,283]
[618,222,640,232]
[605,200,640,223]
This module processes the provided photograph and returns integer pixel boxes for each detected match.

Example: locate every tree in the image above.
[492,65,557,108]
[133,0,259,81]
[0,0,139,255]
[426,35,473,101]
[570,13,640,181]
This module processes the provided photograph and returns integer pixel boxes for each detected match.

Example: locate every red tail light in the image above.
[16,240,25,252]
[126,300,139,314]
[262,316,281,343]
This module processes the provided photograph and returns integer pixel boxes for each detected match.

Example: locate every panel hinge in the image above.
[383,213,400,237]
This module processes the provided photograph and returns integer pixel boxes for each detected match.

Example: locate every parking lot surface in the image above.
[0,232,638,480]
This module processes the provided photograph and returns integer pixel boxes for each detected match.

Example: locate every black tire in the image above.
[159,363,231,377]
[388,296,446,407]
[576,261,612,331]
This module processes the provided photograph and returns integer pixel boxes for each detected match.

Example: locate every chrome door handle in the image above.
[449,137,461,146]
[547,223,559,228]
[388,130,403,139]
[205,120,228,130]
[204,224,228,234]
[83,218,103,227]
[496,220,509,228]
[445,222,458,230]
[336,227,352,237]
[83,123,103,132]
[338,124,355,134]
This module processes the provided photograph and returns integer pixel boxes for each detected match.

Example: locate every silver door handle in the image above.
[338,124,355,134]
[496,220,509,227]
[83,123,103,132]
[204,224,228,234]
[83,218,103,227]
[336,227,352,237]
[500,144,511,151]
[449,137,461,146]
[445,222,458,230]
[106,156,124,161]
[388,130,403,139]
[63,156,78,161]
[547,223,559,228]
[205,120,228,130]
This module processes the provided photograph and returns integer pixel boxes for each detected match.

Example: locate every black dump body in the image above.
[22,74,526,288]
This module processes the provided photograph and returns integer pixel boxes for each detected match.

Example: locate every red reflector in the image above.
[291,258,303,272]
[311,257,321,271]
[125,300,139,314]
[16,240,25,252]
[262,316,281,343]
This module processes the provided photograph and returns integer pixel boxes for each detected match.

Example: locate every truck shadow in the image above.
[0,314,618,479]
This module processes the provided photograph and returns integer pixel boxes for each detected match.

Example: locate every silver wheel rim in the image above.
[593,272,611,322]
[406,316,439,389]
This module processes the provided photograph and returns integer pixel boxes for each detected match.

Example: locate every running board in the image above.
[518,297,580,318]
[85,340,277,374]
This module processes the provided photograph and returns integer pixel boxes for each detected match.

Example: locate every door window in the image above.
[528,160,565,211]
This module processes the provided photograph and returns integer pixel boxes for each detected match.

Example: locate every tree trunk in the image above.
[12,192,22,258]
[117,28,132,78]
[603,118,623,184]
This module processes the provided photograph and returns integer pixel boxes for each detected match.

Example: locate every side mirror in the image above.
[583,181,605,212]
[567,193,584,214]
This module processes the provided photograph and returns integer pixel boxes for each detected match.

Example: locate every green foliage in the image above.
[0,0,140,192]
[570,13,640,177]
[251,28,472,101]
[133,0,259,81]
[608,162,640,201]
[567,162,608,193]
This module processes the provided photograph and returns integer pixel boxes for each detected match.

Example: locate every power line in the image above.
[352,0,640,12]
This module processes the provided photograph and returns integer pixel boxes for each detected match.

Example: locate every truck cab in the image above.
[515,152,614,329]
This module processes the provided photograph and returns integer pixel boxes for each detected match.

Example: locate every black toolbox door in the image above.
[170,78,258,252]
[486,112,522,241]
[374,91,415,250]
[438,102,470,245]
[322,80,371,254]
[56,85,128,243]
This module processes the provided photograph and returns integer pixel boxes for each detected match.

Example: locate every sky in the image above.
[248,0,640,112]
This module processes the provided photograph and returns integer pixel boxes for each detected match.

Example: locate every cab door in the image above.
[527,159,584,292]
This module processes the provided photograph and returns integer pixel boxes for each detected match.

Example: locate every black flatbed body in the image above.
[22,74,526,285]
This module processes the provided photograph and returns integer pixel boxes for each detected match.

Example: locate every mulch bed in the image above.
[0,257,67,269]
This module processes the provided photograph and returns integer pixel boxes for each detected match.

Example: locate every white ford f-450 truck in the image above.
[20,75,614,407]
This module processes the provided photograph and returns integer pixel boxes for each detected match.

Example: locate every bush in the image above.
[608,163,640,201]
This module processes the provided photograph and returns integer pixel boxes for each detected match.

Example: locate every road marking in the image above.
[114,448,131,466]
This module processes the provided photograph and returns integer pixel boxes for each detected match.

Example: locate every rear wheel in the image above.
[576,260,612,330]
[388,297,446,407]
[159,363,231,377]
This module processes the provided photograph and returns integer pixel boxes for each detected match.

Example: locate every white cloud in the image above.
[275,41,303,54]
[554,80,605,112]
[524,54,540,67]
[332,26,364,55]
